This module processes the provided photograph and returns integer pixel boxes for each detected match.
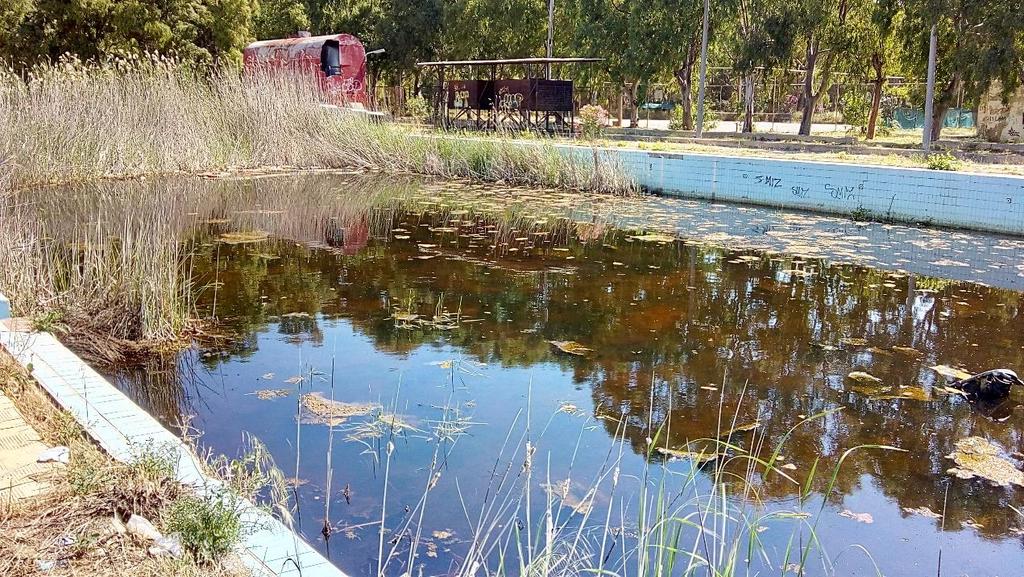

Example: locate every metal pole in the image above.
[694,0,710,137]
[546,0,555,79]
[922,23,937,151]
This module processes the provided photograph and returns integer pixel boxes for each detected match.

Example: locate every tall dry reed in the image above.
[0,58,635,194]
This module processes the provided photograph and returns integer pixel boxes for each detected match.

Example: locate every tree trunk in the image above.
[742,74,755,133]
[674,37,700,130]
[629,81,640,128]
[930,72,961,142]
[618,84,625,127]
[866,52,885,140]
[798,40,819,136]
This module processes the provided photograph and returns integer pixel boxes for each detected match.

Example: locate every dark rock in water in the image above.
[952,369,1024,401]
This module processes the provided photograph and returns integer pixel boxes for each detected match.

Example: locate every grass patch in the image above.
[166,495,243,564]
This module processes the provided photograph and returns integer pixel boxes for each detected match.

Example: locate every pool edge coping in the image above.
[0,292,343,577]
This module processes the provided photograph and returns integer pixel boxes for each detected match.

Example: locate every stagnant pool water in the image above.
[96,174,1024,577]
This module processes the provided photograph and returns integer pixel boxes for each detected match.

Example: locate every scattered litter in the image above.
[126,514,162,542]
[946,437,1024,487]
[149,534,183,558]
[548,340,592,356]
[37,446,69,465]
[35,560,67,572]
[839,509,874,524]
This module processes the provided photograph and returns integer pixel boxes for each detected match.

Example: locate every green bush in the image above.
[405,95,430,122]
[166,494,243,564]
[840,89,870,132]
[668,105,687,131]
[925,152,962,171]
[668,104,717,132]
[578,104,609,139]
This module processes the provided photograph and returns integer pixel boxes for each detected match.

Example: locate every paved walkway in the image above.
[0,389,59,502]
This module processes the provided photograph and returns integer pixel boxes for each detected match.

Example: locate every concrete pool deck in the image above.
[0,294,344,577]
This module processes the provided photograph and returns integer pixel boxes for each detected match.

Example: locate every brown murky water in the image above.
[43,174,1024,576]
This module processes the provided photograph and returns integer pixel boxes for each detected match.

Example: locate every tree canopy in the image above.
[2,0,1022,138]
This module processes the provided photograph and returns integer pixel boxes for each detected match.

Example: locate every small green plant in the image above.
[668,104,688,130]
[840,89,871,133]
[31,310,64,333]
[405,95,430,122]
[166,493,243,564]
[578,104,609,140]
[925,151,962,171]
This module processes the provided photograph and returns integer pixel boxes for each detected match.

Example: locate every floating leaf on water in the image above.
[719,421,761,438]
[781,463,797,470]
[893,346,923,357]
[557,402,581,416]
[962,519,985,529]
[839,509,874,524]
[847,371,882,384]
[657,447,719,464]
[902,506,942,519]
[700,385,718,391]
[432,530,454,541]
[282,312,310,318]
[946,437,1024,487]
[840,337,869,347]
[548,340,592,356]
[253,388,290,400]
[932,365,973,381]
[218,230,269,244]
[627,233,676,243]
[284,376,304,385]
[428,360,453,369]
[261,373,275,380]
[301,393,378,426]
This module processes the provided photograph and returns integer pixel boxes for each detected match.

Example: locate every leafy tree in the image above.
[900,0,1024,141]
[253,0,310,39]
[1,0,259,67]
[733,0,795,132]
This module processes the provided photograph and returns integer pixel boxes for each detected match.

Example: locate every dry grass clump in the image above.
[0,356,246,577]
[0,57,636,194]
[0,178,199,363]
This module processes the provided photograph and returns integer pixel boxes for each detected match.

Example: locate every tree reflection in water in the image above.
[85,173,1024,576]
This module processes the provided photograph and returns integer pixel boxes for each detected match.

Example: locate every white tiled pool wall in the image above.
[564,144,1024,235]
